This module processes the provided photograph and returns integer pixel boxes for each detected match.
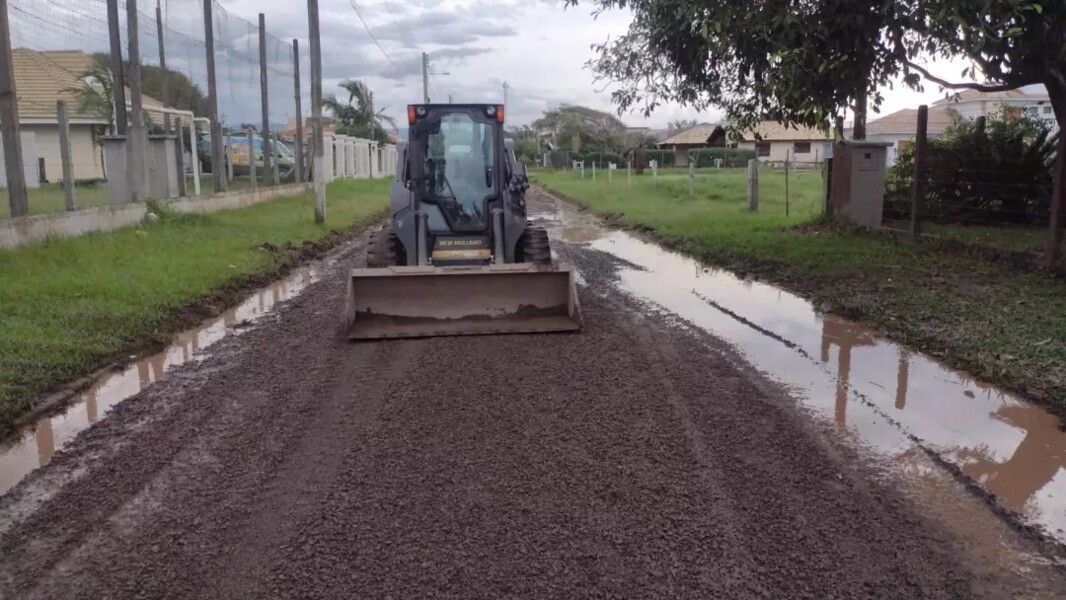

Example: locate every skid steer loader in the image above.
[344,103,583,339]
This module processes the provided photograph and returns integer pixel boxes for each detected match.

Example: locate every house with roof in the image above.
[862,106,960,167]
[933,86,1057,131]
[656,123,727,166]
[8,49,169,184]
[736,122,832,166]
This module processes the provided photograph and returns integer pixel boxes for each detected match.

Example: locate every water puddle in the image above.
[548,209,1066,546]
[0,267,319,496]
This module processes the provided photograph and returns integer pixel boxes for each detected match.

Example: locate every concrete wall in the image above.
[22,124,105,182]
[0,183,311,249]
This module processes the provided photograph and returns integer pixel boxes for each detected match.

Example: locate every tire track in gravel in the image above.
[208,337,428,598]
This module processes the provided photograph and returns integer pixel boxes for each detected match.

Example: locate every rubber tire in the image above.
[519,227,553,267]
[365,228,407,268]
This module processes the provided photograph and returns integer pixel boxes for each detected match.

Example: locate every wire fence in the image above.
[545,161,827,219]
[3,0,305,218]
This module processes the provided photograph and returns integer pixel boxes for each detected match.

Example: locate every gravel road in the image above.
[0,191,1061,599]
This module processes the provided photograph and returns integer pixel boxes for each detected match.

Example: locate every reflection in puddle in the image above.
[0,267,318,496]
[550,214,1066,544]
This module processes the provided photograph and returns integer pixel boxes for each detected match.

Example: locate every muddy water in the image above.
[543,207,1066,547]
[0,267,319,495]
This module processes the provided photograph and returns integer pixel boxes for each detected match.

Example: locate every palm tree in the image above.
[322,79,397,138]
[68,55,116,136]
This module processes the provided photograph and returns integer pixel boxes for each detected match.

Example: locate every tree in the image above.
[671,118,697,131]
[570,0,1066,262]
[322,79,397,137]
[532,105,627,152]
[68,55,117,136]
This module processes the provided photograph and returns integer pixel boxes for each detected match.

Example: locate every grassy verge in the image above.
[1,175,270,219]
[538,169,1066,421]
[0,178,389,434]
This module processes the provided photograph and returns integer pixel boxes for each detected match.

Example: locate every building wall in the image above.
[738,141,830,166]
[22,124,105,182]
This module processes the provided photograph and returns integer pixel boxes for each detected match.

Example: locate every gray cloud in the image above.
[371,9,517,48]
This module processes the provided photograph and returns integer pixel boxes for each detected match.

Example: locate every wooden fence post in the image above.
[1046,129,1066,267]
[910,105,929,239]
[687,161,694,196]
[747,159,759,212]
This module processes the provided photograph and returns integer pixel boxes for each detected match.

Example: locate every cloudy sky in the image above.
[216,0,979,129]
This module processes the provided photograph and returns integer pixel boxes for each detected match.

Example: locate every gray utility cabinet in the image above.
[829,141,891,228]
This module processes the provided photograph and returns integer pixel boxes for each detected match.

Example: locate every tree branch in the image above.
[904,61,1029,92]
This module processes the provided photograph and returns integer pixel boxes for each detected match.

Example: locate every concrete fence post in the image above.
[56,100,76,211]
[687,162,695,196]
[747,159,759,212]
[247,128,257,188]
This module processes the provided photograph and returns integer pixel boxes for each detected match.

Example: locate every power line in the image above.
[348,0,395,67]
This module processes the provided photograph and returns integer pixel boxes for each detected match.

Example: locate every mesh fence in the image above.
[5,0,300,209]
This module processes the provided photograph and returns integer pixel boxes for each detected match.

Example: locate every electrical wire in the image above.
[348,0,396,67]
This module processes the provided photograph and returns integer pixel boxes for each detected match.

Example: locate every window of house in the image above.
[793,142,811,154]
[898,140,912,152]
[1044,106,1054,115]
[1025,106,1040,116]
[755,142,771,157]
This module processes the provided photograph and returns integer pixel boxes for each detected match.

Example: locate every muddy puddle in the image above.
[0,267,319,495]
[539,207,1066,548]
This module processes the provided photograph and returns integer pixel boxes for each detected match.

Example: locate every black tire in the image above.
[365,228,406,268]
[518,227,552,267]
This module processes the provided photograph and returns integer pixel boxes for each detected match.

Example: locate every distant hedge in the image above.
[687,147,757,168]
[643,149,676,167]
[582,152,626,168]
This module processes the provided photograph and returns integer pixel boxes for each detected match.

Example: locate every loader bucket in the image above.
[344,263,583,340]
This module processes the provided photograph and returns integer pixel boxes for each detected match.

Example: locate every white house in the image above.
[864,106,959,167]
[933,86,1058,132]
[737,121,832,166]
[6,49,170,185]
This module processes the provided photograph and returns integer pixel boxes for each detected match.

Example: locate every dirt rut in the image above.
[0,207,1061,598]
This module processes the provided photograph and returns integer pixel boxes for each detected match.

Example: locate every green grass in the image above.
[0,178,389,434]
[538,168,1066,421]
[1,175,277,219]
[924,223,1048,253]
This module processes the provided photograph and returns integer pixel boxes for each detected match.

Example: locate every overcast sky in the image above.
[219,0,981,129]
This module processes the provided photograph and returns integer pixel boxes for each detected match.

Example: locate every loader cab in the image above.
[407,104,505,234]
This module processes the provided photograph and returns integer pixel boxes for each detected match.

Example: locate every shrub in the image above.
[583,152,625,168]
[643,149,676,167]
[688,147,757,168]
[885,110,1056,225]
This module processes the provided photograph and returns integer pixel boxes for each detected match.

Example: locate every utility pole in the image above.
[421,52,449,104]
[155,1,171,132]
[258,14,274,186]
[203,0,225,192]
[309,0,325,222]
[293,38,304,182]
[503,81,509,112]
[422,52,429,103]
[126,0,146,203]
[0,0,27,217]
[106,0,128,136]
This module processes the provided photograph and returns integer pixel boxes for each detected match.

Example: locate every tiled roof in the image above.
[866,106,959,135]
[11,49,167,124]
[658,124,724,146]
[738,121,831,142]
[932,88,1048,105]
